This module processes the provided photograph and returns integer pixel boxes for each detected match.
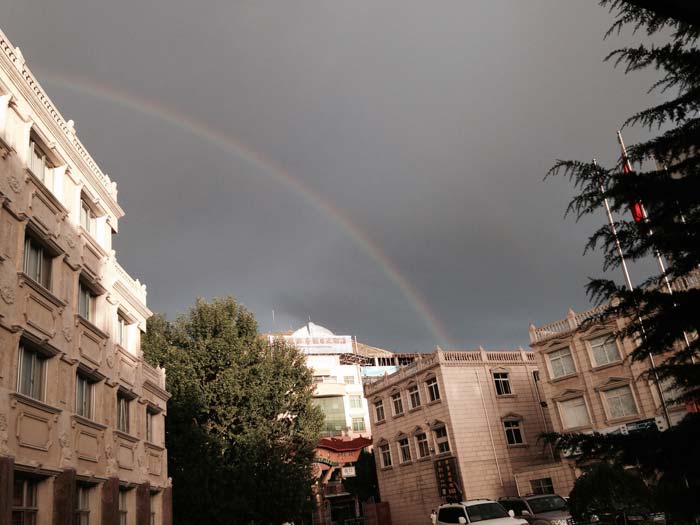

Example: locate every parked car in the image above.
[437,499,530,525]
[499,494,571,525]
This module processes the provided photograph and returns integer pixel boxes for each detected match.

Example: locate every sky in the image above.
[1,1,666,352]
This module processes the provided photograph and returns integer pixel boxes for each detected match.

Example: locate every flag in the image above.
[618,131,645,223]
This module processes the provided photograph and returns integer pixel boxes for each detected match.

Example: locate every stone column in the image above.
[161,486,172,525]
[135,482,150,525]
[0,456,14,525]
[52,468,76,525]
[101,477,120,525]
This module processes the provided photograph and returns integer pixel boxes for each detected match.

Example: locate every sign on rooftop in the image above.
[271,323,355,354]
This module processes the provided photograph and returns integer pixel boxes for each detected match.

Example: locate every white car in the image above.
[437,499,530,525]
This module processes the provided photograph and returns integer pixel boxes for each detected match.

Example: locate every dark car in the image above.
[499,495,571,525]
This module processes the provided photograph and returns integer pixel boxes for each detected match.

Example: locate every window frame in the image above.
[80,197,98,238]
[343,375,355,384]
[374,399,385,423]
[586,334,623,368]
[433,425,451,455]
[76,373,95,420]
[379,442,392,468]
[398,436,412,463]
[12,477,39,525]
[351,417,365,432]
[78,280,97,322]
[28,138,52,184]
[118,489,128,525]
[426,377,441,402]
[546,347,577,380]
[23,235,52,290]
[349,395,363,410]
[75,485,91,525]
[557,395,592,430]
[390,391,404,416]
[530,477,555,495]
[601,384,639,420]
[408,384,421,409]
[493,371,513,396]
[116,313,128,349]
[17,344,47,401]
[415,432,430,458]
[116,392,131,434]
[503,419,525,445]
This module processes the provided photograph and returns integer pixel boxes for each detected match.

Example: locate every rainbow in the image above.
[37,70,454,348]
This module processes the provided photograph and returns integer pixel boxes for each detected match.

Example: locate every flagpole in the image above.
[617,132,695,361]
[594,157,672,428]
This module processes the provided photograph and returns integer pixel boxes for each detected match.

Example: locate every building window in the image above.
[349,395,363,409]
[78,282,95,322]
[374,399,385,423]
[391,392,404,416]
[12,477,38,525]
[117,314,128,348]
[150,495,157,525]
[119,490,128,525]
[398,437,412,463]
[23,236,52,289]
[75,485,90,525]
[76,373,94,419]
[415,432,430,458]
[80,198,96,237]
[433,426,450,454]
[503,420,524,445]
[588,335,621,367]
[408,385,421,409]
[344,375,355,384]
[493,372,512,396]
[426,377,441,402]
[352,417,365,432]
[146,409,156,443]
[117,393,130,433]
[18,345,46,401]
[547,347,576,379]
[558,396,591,429]
[603,385,638,419]
[533,370,540,382]
[29,140,51,183]
[379,443,392,468]
[530,477,554,495]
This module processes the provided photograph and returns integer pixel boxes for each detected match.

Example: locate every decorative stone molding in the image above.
[0,285,15,304]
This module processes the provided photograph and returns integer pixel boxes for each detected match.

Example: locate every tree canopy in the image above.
[143,297,324,524]
[547,2,700,523]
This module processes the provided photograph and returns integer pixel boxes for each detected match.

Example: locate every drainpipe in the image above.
[476,369,503,486]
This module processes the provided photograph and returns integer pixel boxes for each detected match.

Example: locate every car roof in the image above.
[439,499,497,508]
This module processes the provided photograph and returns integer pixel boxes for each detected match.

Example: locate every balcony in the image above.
[314,381,346,397]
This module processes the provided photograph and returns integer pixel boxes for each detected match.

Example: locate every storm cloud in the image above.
[1,1,666,351]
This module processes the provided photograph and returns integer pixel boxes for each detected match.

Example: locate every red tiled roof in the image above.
[317,436,372,452]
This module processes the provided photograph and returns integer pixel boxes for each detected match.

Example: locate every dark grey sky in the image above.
[2,1,665,351]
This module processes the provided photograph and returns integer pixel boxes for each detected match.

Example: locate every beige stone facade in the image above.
[0,29,171,525]
[511,304,692,498]
[364,348,550,525]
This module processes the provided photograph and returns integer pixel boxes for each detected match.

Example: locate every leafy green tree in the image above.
[143,297,324,525]
[546,2,700,523]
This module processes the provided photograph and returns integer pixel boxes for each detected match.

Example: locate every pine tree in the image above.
[143,297,324,525]
[546,2,700,523]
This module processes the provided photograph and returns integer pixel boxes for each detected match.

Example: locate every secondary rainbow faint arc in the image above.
[38,70,453,348]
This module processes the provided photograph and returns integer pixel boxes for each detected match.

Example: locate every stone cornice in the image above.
[0,30,124,221]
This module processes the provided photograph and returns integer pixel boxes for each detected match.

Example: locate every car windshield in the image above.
[466,503,509,522]
[527,496,568,514]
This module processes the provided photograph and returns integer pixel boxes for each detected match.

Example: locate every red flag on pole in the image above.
[618,131,645,223]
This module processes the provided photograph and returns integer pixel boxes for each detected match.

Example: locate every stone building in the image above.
[364,347,549,525]
[513,303,691,496]
[0,30,171,524]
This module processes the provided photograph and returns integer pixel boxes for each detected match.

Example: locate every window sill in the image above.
[408,405,422,413]
[427,399,442,406]
[399,461,413,467]
[550,373,579,384]
[590,361,623,373]
[374,419,386,426]
[380,466,393,471]
[496,394,517,399]
[604,414,640,426]
[114,429,140,443]
[435,451,452,458]
[145,441,165,451]
[79,226,108,257]
[417,456,432,463]
[76,314,110,340]
[561,424,592,433]
[18,273,67,308]
[72,414,107,431]
[11,392,62,414]
[507,443,529,448]
[392,412,405,419]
